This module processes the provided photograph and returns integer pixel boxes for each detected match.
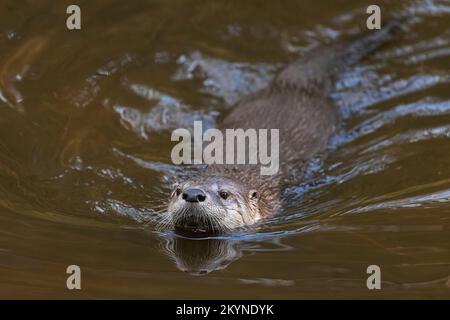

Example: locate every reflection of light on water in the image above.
[113,83,217,138]
[346,186,450,214]
[174,51,276,106]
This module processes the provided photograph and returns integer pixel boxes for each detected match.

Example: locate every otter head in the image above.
[166,175,261,234]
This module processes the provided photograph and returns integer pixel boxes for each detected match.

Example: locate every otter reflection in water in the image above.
[159,231,292,274]
[164,20,404,234]
[161,234,244,275]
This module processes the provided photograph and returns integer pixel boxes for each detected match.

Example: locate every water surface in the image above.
[0,0,449,299]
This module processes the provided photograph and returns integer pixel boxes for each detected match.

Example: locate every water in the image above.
[0,0,449,298]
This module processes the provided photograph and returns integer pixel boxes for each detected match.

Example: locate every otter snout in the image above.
[182,188,206,203]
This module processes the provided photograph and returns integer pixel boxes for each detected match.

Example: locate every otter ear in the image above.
[249,190,259,201]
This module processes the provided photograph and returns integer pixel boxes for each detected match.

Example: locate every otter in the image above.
[165,21,403,235]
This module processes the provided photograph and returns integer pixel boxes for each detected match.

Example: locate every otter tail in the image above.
[275,17,406,92]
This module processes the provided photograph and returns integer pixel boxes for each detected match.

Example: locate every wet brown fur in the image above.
[169,20,403,228]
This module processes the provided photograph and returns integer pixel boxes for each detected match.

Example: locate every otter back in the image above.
[222,21,402,182]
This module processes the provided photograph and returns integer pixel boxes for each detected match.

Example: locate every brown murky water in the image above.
[0,0,449,299]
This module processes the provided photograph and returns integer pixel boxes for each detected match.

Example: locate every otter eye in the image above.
[249,190,259,200]
[219,191,229,200]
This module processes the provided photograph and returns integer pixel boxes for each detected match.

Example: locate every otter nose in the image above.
[182,188,206,203]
